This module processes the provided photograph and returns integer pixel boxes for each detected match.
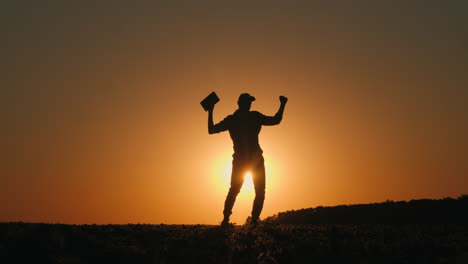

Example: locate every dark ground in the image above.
[1,222,468,264]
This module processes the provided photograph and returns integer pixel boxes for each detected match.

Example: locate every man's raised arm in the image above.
[208,106,230,134]
[208,106,216,134]
[263,96,288,126]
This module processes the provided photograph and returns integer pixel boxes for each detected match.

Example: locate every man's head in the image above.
[237,93,255,111]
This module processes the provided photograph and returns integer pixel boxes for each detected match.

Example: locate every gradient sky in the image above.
[2,1,467,224]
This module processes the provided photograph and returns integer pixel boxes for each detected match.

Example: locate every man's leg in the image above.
[251,158,266,223]
[222,160,245,222]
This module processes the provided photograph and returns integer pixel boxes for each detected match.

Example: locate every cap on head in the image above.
[237,93,256,105]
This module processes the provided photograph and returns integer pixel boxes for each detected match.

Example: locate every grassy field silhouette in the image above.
[2,197,468,263]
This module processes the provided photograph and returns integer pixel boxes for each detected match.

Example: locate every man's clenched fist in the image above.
[279,96,288,104]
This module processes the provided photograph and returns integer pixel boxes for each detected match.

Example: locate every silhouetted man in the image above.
[208,93,288,226]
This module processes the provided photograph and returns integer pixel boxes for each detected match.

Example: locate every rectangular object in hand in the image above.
[200,92,219,111]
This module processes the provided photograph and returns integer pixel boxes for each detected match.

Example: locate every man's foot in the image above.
[251,218,258,226]
[245,216,259,227]
[221,218,231,228]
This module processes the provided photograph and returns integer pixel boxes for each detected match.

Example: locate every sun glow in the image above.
[212,152,278,198]
[243,171,254,192]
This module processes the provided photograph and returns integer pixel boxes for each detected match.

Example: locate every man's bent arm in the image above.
[208,107,229,134]
[263,96,288,126]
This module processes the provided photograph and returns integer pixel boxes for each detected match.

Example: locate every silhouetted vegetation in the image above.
[264,196,468,224]
[2,222,468,263]
[2,197,468,263]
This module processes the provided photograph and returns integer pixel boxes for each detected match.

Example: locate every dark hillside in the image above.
[264,196,468,224]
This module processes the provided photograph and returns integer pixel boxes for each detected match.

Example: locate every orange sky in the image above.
[2,1,468,224]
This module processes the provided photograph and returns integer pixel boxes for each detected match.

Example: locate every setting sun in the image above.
[218,161,255,195]
[243,172,254,192]
[213,153,278,197]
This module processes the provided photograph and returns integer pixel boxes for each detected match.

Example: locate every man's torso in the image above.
[226,110,264,159]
